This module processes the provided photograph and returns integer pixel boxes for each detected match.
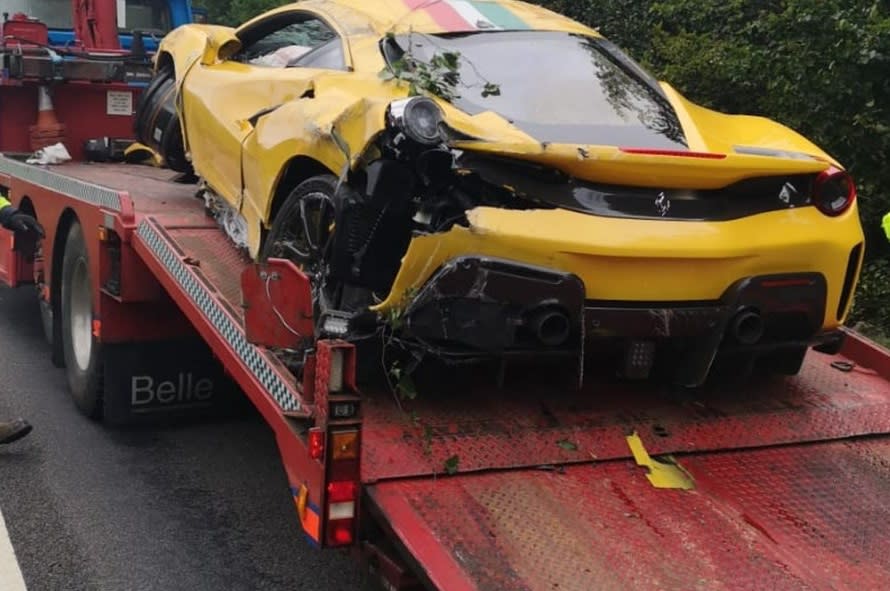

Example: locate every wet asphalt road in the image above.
[0,285,365,591]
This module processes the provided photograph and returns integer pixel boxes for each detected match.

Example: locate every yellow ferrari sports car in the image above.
[134,0,864,386]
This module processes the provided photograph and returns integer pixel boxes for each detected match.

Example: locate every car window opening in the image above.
[384,31,689,148]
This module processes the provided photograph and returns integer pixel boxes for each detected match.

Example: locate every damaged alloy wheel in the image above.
[260,175,342,335]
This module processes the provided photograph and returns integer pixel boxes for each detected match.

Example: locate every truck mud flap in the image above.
[365,437,890,591]
[103,338,245,425]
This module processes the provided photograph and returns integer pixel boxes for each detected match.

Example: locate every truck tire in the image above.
[60,221,104,419]
[134,66,192,174]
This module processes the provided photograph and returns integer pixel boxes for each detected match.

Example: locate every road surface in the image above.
[0,286,365,591]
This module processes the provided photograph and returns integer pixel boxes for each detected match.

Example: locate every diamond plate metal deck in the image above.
[361,351,890,482]
[166,227,250,317]
[53,162,199,215]
[367,437,890,591]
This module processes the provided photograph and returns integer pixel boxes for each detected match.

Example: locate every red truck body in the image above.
[2,8,890,591]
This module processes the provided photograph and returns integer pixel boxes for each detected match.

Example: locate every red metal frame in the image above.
[72,0,122,51]
[241,258,314,350]
[0,167,195,344]
[0,84,140,162]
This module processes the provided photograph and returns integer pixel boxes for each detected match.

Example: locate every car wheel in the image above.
[760,347,807,376]
[60,221,104,419]
[260,175,342,330]
[134,65,192,174]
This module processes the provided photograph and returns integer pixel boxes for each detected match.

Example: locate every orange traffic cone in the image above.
[29,86,67,152]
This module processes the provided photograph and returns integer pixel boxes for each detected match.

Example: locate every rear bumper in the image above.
[374,205,865,329]
[401,256,843,385]
[586,273,827,342]
[406,256,830,345]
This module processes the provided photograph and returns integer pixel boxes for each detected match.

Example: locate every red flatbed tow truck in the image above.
[3,8,890,591]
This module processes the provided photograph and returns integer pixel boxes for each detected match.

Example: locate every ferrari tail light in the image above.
[813,167,856,216]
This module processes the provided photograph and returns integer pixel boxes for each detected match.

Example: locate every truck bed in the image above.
[16,160,890,591]
[367,437,890,591]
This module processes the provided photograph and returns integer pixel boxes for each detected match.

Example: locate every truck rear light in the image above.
[813,167,856,216]
[309,427,324,460]
[331,430,359,460]
[326,481,357,546]
[327,480,357,502]
[327,517,355,545]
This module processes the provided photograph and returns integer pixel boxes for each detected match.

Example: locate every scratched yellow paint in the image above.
[626,432,694,490]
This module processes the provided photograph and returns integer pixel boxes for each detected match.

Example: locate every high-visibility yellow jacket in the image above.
[883,211,890,242]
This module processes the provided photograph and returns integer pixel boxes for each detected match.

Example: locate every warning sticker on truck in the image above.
[107,91,133,116]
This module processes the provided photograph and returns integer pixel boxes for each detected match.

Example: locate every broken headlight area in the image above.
[322,98,551,327]
[386,96,444,146]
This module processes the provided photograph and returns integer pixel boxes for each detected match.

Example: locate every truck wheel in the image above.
[60,222,104,419]
[134,65,192,174]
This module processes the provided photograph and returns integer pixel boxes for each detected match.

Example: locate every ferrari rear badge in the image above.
[655,192,671,216]
[778,181,798,206]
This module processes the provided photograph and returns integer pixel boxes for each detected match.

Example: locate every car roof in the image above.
[259,0,599,38]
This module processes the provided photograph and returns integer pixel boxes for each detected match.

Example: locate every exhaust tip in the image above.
[530,308,571,347]
[731,309,764,345]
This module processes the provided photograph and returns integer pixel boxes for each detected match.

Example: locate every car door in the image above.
[179,10,344,208]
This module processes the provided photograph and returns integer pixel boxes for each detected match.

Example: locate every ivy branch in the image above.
[379,33,501,101]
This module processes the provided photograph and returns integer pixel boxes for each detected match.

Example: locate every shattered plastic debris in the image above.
[626,431,694,490]
[202,187,250,250]
[26,142,71,165]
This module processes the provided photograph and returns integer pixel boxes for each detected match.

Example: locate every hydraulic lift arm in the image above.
[72,0,121,51]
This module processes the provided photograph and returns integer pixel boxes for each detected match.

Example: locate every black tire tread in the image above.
[60,222,105,420]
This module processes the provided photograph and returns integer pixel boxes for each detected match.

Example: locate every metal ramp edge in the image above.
[132,216,310,418]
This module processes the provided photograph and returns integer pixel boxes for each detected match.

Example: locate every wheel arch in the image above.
[155,50,175,77]
[267,155,337,225]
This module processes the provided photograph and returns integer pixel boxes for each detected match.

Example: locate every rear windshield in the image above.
[386,31,688,148]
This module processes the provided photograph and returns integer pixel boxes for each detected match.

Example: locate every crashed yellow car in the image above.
[134,0,864,386]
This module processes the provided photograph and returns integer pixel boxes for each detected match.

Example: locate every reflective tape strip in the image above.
[0,156,122,212]
[136,219,300,413]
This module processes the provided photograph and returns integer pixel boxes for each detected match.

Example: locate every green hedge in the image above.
[194,0,890,335]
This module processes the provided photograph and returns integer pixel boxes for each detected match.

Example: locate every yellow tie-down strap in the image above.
[626,431,695,490]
